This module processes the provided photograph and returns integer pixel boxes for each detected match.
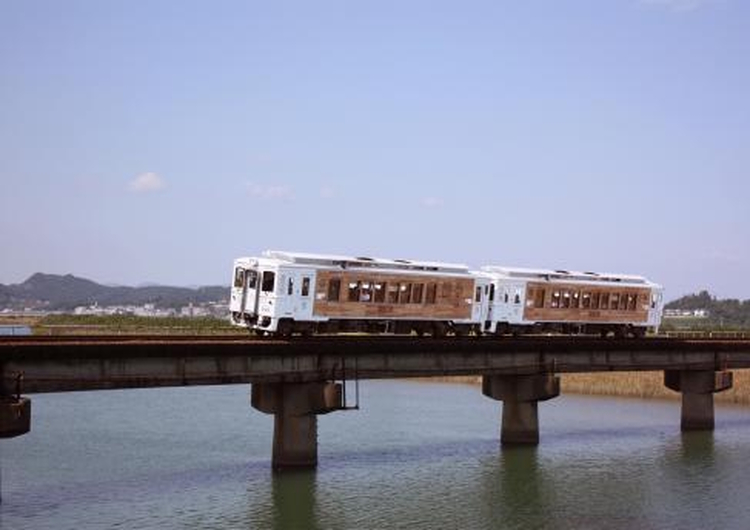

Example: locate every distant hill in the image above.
[665,290,750,329]
[0,273,228,311]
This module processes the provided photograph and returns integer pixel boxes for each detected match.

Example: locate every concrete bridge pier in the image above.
[251,382,342,470]
[664,370,733,431]
[482,374,560,445]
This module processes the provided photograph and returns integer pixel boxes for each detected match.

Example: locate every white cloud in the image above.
[320,186,336,199]
[129,172,165,193]
[639,0,714,12]
[706,250,743,264]
[246,182,293,200]
[421,197,444,208]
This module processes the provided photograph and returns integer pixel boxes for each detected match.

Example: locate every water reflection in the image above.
[679,431,715,463]
[256,470,320,530]
[477,446,551,529]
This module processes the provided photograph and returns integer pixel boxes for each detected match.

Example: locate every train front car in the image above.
[230,253,318,335]
[482,266,663,337]
[230,251,490,337]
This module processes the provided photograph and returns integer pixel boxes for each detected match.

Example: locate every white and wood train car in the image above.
[482,266,663,338]
[230,251,663,337]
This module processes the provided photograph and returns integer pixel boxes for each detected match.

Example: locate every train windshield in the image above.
[234,268,258,290]
[233,268,245,288]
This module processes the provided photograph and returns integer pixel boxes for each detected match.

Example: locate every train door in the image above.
[257,268,278,321]
[275,269,296,319]
[473,279,490,324]
[231,264,259,323]
[509,283,524,323]
[294,271,314,320]
[649,289,664,329]
[242,268,259,318]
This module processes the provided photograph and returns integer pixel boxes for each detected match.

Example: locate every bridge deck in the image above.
[2,336,750,393]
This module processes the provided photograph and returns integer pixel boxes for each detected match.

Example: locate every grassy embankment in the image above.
[29,314,244,335]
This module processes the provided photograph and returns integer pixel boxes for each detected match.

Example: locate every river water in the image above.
[0,326,31,336]
[3,380,750,529]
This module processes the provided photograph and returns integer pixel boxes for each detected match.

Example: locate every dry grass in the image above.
[563,370,750,405]
[0,315,43,327]
[421,370,750,406]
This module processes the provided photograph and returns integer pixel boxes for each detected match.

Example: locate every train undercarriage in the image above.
[233,314,648,339]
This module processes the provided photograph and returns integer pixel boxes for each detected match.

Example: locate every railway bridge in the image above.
[2,336,750,470]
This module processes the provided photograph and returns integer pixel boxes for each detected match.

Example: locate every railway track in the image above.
[1,334,750,346]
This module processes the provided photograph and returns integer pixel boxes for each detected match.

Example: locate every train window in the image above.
[591,292,600,309]
[234,268,245,288]
[475,287,482,303]
[374,282,386,303]
[489,284,495,302]
[412,283,424,304]
[600,293,610,309]
[562,291,571,309]
[426,283,437,304]
[628,294,637,311]
[247,270,258,289]
[514,289,521,304]
[400,283,412,304]
[610,293,620,310]
[287,278,294,296]
[348,281,361,302]
[387,284,399,304]
[527,288,535,307]
[327,279,341,302]
[261,271,276,293]
[360,281,373,302]
[301,277,310,297]
[582,292,591,309]
[651,293,658,309]
[551,291,561,308]
[619,294,628,310]
[571,291,580,309]
[535,288,545,308]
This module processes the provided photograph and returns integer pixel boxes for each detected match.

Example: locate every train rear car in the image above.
[482,267,663,337]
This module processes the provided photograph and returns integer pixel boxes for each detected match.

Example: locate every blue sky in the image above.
[1,0,748,298]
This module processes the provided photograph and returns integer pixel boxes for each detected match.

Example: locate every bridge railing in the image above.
[659,330,749,340]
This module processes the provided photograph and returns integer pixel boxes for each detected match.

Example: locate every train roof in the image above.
[258,250,471,274]
[481,265,658,287]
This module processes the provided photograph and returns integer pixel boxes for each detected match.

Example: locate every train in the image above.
[229,250,664,338]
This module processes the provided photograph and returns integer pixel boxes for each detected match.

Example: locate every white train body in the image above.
[230,251,490,336]
[230,251,663,337]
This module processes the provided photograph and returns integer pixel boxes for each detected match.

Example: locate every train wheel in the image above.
[453,325,469,337]
[277,319,293,338]
[432,322,447,338]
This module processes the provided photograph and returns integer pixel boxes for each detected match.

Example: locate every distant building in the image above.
[664,309,709,318]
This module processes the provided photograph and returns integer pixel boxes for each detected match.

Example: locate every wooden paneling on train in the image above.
[230,251,663,337]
